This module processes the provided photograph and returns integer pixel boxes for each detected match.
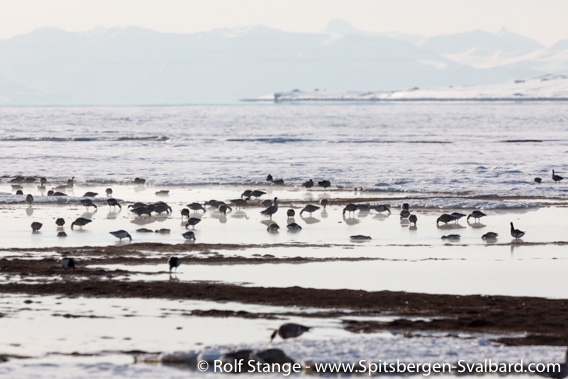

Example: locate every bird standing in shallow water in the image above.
[467,211,486,222]
[31,222,42,232]
[71,217,92,230]
[437,214,456,225]
[300,204,320,216]
[552,170,564,183]
[343,203,359,216]
[106,198,121,209]
[81,199,97,210]
[302,179,314,189]
[182,231,196,241]
[168,257,181,272]
[409,214,417,225]
[55,218,65,227]
[320,199,329,210]
[260,198,278,219]
[110,230,132,241]
[267,223,280,232]
[482,232,498,239]
[26,194,34,206]
[287,222,302,231]
[318,180,331,189]
[270,323,310,341]
[510,222,525,239]
[287,209,295,217]
[185,217,201,229]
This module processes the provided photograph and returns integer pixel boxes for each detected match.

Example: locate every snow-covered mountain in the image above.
[0,22,565,104]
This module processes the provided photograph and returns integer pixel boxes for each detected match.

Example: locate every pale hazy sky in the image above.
[1,0,567,45]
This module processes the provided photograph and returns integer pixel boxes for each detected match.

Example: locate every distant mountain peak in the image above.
[324,19,363,35]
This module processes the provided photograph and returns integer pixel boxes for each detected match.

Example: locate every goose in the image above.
[451,212,466,222]
[437,214,456,225]
[155,228,171,234]
[343,203,359,216]
[23,177,36,183]
[260,198,278,219]
[57,231,67,237]
[400,210,410,219]
[271,323,310,341]
[31,222,42,232]
[482,232,499,239]
[133,177,146,185]
[287,222,302,231]
[320,199,329,209]
[182,231,196,241]
[110,230,132,241]
[59,257,75,269]
[402,203,410,211]
[230,198,248,209]
[48,191,67,196]
[25,194,34,206]
[106,198,122,209]
[105,188,113,196]
[266,174,284,185]
[552,170,564,183]
[130,206,152,217]
[80,199,98,210]
[185,217,201,229]
[55,218,65,227]
[128,202,147,209]
[83,192,98,197]
[153,203,172,214]
[250,190,266,199]
[409,214,418,225]
[442,234,461,240]
[241,189,253,199]
[205,199,223,208]
[302,179,314,189]
[318,180,331,189]
[218,204,232,215]
[155,190,169,196]
[40,177,47,186]
[267,222,280,232]
[534,177,542,183]
[510,222,525,239]
[350,235,371,240]
[467,210,486,222]
[261,199,273,208]
[16,190,23,195]
[300,204,320,216]
[71,217,92,230]
[136,228,153,233]
[168,257,181,272]
[66,177,75,186]
[181,208,190,219]
[287,209,295,217]
[372,205,391,214]
[188,202,206,212]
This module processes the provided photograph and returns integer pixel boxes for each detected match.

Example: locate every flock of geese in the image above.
[9,169,564,272]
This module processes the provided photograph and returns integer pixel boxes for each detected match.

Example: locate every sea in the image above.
[1,102,567,196]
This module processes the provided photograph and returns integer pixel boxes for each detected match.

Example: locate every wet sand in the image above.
[1,266,568,347]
